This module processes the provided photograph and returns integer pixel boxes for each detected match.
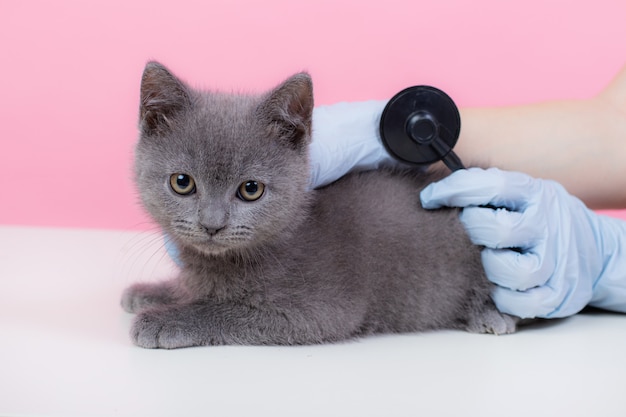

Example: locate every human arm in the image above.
[455,64,626,209]
[311,64,626,209]
[420,167,626,318]
[456,73,626,209]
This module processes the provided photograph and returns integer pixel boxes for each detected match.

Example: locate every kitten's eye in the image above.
[237,180,265,201]
[170,174,196,195]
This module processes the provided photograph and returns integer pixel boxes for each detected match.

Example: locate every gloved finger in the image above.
[490,285,558,319]
[491,281,588,319]
[420,167,538,211]
[481,247,555,291]
[459,206,545,249]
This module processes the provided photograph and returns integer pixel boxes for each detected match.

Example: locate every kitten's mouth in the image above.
[189,235,231,255]
[176,238,230,258]
[170,222,254,256]
[176,231,244,257]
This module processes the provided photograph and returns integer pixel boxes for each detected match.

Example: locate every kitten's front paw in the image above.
[121,281,177,314]
[121,283,152,314]
[131,307,205,349]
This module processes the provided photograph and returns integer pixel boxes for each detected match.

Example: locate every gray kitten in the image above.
[121,61,517,349]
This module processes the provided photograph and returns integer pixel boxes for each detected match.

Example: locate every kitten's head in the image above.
[135,61,314,257]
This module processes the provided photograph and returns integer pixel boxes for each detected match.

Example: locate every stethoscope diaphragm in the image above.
[380,85,464,171]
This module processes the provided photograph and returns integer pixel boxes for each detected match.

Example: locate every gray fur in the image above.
[122,61,517,349]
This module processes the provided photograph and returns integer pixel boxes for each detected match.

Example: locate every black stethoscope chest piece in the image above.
[380,85,465,171]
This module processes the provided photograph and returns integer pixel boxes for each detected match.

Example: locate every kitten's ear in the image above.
[139,61,191,136]
[259,72,314,150]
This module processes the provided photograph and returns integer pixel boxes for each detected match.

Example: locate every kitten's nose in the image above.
[199,203,228,236]
[201,224,225,236]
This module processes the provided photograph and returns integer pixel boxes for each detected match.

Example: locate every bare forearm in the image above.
[455,66,626,209]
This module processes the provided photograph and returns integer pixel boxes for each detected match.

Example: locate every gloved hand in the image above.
[309,100,394,188]
[420,167,626,319]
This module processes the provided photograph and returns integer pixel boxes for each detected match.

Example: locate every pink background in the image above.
[2,0,625,230]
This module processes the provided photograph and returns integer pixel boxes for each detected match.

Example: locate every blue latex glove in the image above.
[309,100,395,188]
[421,167,626,319]
[164,235,183,267]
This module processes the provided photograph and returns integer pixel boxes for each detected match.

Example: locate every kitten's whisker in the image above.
[120,228,162,266]
[120,228,177,283]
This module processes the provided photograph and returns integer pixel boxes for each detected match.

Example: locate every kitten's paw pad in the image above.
[120,282,174,314]
[467,309,517,335]
[131,309,200,349]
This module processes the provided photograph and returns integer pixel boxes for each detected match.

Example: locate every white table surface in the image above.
[1,225,625,417]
